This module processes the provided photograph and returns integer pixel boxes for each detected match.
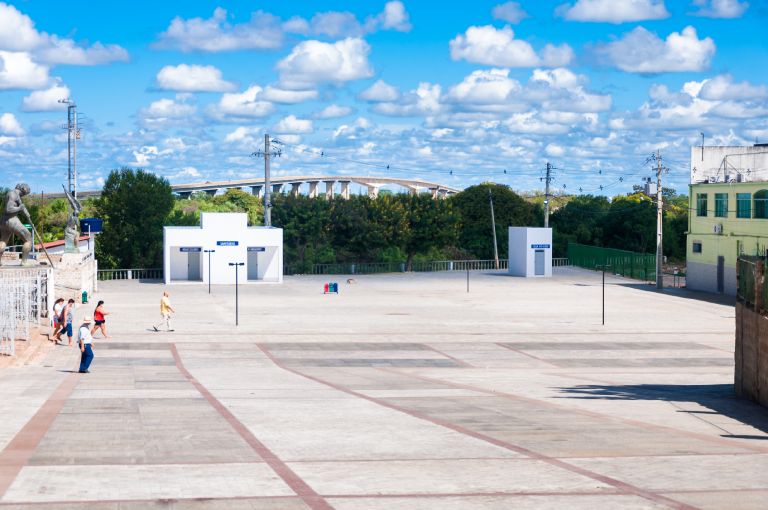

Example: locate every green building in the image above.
[687,145,768,295]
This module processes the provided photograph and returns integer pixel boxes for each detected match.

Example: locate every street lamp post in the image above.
[204,249,216,294]
[228,262,244,325]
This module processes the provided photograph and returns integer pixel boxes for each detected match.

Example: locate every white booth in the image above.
[163,213,283,285]
[508,227,552,277]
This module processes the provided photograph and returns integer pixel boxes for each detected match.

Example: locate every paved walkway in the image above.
[0,268,766,509]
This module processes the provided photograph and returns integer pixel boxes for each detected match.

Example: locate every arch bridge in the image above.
[172,176,461,200]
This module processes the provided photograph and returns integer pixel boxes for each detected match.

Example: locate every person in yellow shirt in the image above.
[153,291,175,332]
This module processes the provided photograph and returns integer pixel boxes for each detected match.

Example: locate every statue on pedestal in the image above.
[62,185,82,254]
[0,183,33,266]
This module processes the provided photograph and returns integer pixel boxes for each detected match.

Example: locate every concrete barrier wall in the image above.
[735,302,768,407]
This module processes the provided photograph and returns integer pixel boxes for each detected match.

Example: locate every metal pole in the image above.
[235,264,239,326]
[67,105,72,195]
[73,105,78,199]
[264,134,271,227]
[602,264,605,326]
[489,188,499,269]
[544,162,552,228]
[204,250,215,294]
[656,150,663,290]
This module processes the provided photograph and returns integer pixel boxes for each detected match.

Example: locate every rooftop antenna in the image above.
[701,132,705,162]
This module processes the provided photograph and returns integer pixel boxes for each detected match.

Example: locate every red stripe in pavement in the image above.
[256,343,698,510]
[170,344,333,510]
[0,373,79,498]
[421,344,474,368]
[496,343,562,368]
[378,367,768,454]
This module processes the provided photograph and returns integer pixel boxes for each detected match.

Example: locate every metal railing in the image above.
[737,257,767,314]
[568,243,656,282]
[553,257,570,267]
[284,259,510,276]
[97,268,163,281]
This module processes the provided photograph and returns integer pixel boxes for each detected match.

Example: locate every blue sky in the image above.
[0,0,766,196]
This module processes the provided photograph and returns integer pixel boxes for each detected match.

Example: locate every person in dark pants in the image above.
[78,317,94,373]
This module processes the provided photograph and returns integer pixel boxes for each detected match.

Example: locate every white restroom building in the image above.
[163,213,283,285]
[508,227,553,277]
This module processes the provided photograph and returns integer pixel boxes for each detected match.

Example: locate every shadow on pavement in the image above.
[615,283,736,307]
[555,383,768,438]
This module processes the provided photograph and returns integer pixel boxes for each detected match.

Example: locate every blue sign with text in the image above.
[248,247,266,252]
[217,241,239,246]
[180,247,201,252]
[531,244,551,249]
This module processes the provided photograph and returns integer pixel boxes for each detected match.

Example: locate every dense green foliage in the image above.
[22,176,689,269]
[550,190,688,260]
[453,183,542,260]
[95,169,174,269]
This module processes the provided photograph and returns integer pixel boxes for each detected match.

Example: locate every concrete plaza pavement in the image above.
[0,267,766,509]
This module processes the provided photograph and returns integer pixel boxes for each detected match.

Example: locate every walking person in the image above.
[52,298,65,343]
[91,300,110,339]
[61,299,76,346]
[78,317,94,373]
[153,291,175,332]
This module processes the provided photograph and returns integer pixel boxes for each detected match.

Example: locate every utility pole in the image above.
[655,150,663,290]
[542,162,555,228]
[488,187,499,269]
[252,134,282,227]
[264,134,271,227]
[59,99,78,198]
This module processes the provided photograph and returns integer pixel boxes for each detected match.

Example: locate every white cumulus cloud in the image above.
[359,79,400,102]
[596,26,715,73]
[277,38,373,89]
[261,86,318,103]
[450,26,573,68]
[0,113,24,136]
[210,85,275,119]
[691,0,749,18]
[492,2,530,23]
[139,97,197,129]
[154,8,283,52]
[0,3,128,65]
[558,0,669,23]
[156,64,235,92]
[0,51,49,89]
[274,114,313,134]
[313,104,354,119]
[21,81,70,111]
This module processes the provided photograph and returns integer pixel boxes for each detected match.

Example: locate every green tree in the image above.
[602,193,656,253]
[452,183,541,260]
[95,168,174,268]
[399,193,459,270]
[550,195,610,257]
[271,195,333,272]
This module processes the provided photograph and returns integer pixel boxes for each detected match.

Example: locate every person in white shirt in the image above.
[78,317,94,373]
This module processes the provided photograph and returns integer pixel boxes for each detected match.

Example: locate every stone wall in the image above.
[53,252,97,301]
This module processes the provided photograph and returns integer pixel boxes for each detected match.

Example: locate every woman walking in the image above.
[91,300,110,339]
[52,298,65,343]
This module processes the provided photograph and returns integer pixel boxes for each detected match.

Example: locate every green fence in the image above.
[568,243,656,282]
[737,257,767,314]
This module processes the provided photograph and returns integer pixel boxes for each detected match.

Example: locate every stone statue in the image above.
[0,183,33,266]
[62,185,82,254]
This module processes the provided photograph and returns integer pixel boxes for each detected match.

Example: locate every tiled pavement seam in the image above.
[254,343,698,510]
[169,344,333,510]
[0,374,79,499]
[375,366,768,455]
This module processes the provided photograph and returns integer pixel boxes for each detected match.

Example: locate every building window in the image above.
[714,193,728,218]
[737,193,751,218]
[696,193,708,217]
[692,242,702,254]
[755,190,768,219]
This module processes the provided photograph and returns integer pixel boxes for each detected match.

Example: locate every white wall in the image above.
[164,213,283,285]
[691,145,768,183]
[508,227,552,277]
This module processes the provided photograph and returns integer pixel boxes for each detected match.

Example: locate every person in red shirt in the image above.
[91,300,110,339]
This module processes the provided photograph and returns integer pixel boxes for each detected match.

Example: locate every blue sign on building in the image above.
[217,241,239,246]
[80,218,103,233]
[247,247,266,252]
[180,247,201,252]
[531,244,551,249]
